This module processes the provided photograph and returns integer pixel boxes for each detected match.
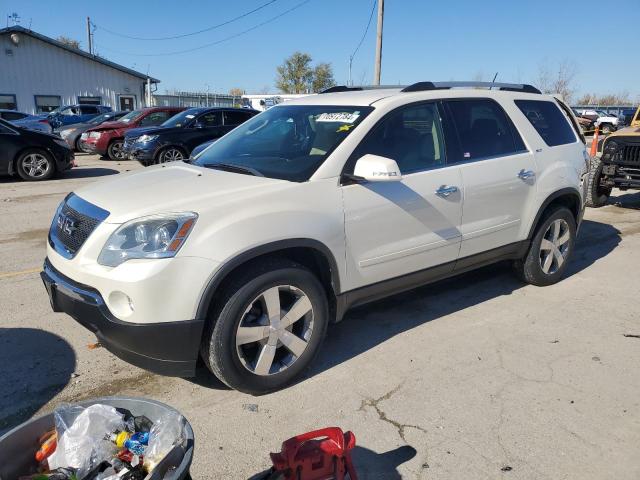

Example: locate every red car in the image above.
[81,107,185,160]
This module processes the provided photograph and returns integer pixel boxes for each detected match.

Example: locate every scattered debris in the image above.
[549,340,559,344]
[623,334,640,339]
[570,400,575,404]
[243,403,259,413]
[422,462,430,469]
[501,465,513,472]
[87,342,102,350]
[71,373,80,378]
[592,356,601,362]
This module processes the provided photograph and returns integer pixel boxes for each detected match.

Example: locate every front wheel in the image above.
[156,147,185,164]
[585,156,611,207]
[16,149,56,181]
[514,207,576,286]
[107,140,126,161]
[201,259,329,394]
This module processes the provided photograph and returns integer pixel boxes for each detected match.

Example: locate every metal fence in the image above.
[152,92,243,108]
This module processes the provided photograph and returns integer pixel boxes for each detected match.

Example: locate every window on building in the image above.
[35,95,61,113]
[445,99,526,162]
[515,100,577,147]
[223,110,253,126]
[349,102,446,175]
[0,94,17,110]
[78,96,102,105]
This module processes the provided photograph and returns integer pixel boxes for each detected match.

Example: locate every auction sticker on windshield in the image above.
[316,112,360,123]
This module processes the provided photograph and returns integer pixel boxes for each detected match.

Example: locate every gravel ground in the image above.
[0,152,639,479]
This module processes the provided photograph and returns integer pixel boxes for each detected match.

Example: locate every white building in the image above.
[0,26,159,114]
[241,94,312,111]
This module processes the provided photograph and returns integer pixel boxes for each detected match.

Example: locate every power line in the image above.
[351,0,376,61]
[95,0,311,57]
[95,0,279,41]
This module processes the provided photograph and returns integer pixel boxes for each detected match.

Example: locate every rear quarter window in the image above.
[515,100,576,147]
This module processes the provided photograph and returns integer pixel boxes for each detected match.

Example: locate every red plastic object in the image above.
[270,427,358,480]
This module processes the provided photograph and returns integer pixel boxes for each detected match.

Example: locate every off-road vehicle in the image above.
[41,82,588,394]
[586,105,640,207]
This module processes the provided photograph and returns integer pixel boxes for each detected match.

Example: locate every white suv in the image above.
[42,82,588,394]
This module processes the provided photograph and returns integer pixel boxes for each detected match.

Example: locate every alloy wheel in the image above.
[539,219,571,274]
[235,285,314,376]
[22,153,51,178]
[160,148,184,163]
[111,142,125,159]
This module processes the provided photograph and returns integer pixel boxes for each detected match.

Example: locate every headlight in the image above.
[89,131,102,139]
[98,213,198,267]
[59,129,71,138]
[137,134,158,143]
[604,141,618,153]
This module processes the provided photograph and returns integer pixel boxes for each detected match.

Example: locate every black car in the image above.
[0,118,74,181]
[122,107,259,166]
[57,110,128,152]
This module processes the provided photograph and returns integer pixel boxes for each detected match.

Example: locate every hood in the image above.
[90,120,131,131]
[608,125,640,138]
[124,126,168,138]
[73,162,290,223]
[59,122,91,132]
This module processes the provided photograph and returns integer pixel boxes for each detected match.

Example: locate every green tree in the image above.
[276,52,313,94]
[57,36,81,49]
[312,63,336,93]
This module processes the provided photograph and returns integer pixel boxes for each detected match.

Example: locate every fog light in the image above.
[108,291,134,318]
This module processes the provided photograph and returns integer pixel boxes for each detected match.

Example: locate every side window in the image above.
[80,105,98,115]
[515,100,578,147]
[3,111,27,121]
[445,99,526,162]
[349,102,446,175]
[223,110,251,126]
[61,107,79,116]
[139,111,171,126]
[197,112,222,127]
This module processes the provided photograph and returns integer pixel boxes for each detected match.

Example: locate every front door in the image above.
[119,95,135,111]
[186,110,224,151]
[442,98,538,258]
[342,102,463,291]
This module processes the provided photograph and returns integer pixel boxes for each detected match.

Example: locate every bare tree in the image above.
[576,91,632,106]
[57,36,81,50]
[535,59,578,103]
[229,88,244,97]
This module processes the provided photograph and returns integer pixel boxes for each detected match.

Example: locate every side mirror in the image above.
[353,154,402,182]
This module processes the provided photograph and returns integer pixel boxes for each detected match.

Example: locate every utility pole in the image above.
[86,17,93,55]
[373,0,384,85]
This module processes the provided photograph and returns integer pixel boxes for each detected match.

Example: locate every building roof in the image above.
[0,26,160,83]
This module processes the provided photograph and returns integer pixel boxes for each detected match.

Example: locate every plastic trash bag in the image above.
[47,404,125,479]
[143,411,186,473]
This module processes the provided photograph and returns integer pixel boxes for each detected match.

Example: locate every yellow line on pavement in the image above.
[0,267,41,279]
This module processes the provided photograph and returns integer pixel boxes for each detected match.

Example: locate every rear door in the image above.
[443,98,537,258]
[0,121,22,174]
[223,110,255,134]
[188,110,224,150]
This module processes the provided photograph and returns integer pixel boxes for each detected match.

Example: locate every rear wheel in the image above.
[585,156,612,208]
[16,149,55,181]
[600,123,614,134]
[514,207,576,286]
[107,140,126,161]
[201,259,329,394]
[156,147,186,164]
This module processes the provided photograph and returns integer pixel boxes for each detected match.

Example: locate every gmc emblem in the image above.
[57,213,78,236]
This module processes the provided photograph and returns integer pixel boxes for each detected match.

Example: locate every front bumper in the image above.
[123,140,157,165]
[41,258,204,377]
[52,148,74,171]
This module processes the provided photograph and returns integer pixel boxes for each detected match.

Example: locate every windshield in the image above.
[119,110,143,123]
[161,109,199,128]
[89,113,113,125]
[194,105,372,182]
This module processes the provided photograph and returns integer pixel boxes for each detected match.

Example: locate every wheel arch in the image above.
[155,144,188,162]
[10,146,55,175]
[527,188,582,239]
[195,239,341,322]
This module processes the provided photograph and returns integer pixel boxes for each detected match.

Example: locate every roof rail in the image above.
[401,81,541,94]
[320,85,405,94]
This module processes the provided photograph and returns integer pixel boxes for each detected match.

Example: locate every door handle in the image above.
[518,169,535,180]
[435,185,458,197]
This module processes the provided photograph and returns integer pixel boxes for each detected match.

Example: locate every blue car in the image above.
[44,104,112,129]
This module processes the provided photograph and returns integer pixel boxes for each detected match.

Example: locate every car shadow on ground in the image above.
[0,167,118,184]
[0,328,75,434]
[308,219,620,382]
[608,191,640,210]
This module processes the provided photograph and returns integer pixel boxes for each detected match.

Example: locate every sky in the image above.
[2,0,639,100]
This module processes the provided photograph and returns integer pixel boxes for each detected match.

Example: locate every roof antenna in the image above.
[490,72,498,89]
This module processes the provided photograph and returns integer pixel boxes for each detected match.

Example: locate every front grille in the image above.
[621,145,640,165]
[56,203,99,254]
[123,137,138,150]
[49,194,109,258]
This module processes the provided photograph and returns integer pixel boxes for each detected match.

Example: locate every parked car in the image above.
[0,118,73,181]
[571,109,596,133]
[620,107,638,126]
[586,105,640,207]
[0,109,52,133]
[57,111,128,152]
[190,139,215,159]
[81,107,185,160]
[576,109,619,133]
[123,107,259,166]
[41,82,588,393]
[44,104,112,129]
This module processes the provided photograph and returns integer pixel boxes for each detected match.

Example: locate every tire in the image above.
[513,207,576,286]
[600,123,613,134]
[16,149,56,181]
[156,146,186,164]
[107,139,126,161]
[585,156,611,207]
[201,259,329,394]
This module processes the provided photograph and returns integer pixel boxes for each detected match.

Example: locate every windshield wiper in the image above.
[203,163,264,177]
